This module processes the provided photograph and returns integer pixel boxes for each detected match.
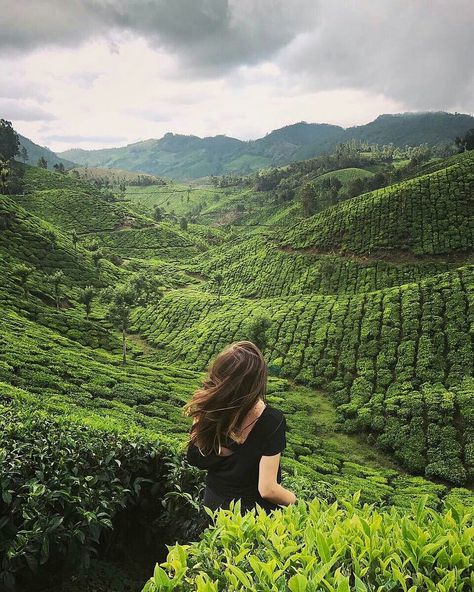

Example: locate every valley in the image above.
[1,131,473,591]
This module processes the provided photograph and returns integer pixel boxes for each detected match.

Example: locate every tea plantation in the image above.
[0,151,473,591]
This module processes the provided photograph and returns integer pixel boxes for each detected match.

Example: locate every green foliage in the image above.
[0,119,20,161]
[194,235,464,298]
[133,265,474,484]
[1,132,473,589]
[0,394,203,591]
[57,113,474,179]
[13,263,33,298]
[455,128,474,151]
[78,285,95,319]
[143,495,474,591]
[280,151,474,255]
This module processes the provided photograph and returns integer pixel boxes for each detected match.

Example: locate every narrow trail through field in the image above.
[285,379,403,474]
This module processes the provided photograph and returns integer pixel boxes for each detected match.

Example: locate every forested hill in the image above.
[58,111,474,179]
[17,133,75,169]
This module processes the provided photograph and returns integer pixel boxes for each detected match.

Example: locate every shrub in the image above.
[143,494,474,591]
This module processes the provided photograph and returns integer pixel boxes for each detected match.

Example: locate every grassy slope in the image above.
[2,163,472,496]
[130,154,474,486]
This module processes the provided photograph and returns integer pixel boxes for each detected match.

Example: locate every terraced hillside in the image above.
[279,152,474,255]
[1,151,473,591]
[131,152,474,486]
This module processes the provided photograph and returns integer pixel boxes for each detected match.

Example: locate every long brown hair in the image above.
[183,340,268,455]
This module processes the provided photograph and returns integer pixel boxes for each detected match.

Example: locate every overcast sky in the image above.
[1,0,473,152]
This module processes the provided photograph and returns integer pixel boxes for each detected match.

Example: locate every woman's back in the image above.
[187,404,286,512]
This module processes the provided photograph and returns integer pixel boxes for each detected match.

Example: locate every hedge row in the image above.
[193,235,459,298]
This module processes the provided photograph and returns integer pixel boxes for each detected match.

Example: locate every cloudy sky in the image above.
[1,0,473,152]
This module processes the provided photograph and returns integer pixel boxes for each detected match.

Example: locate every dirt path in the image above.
[275,243,474,265]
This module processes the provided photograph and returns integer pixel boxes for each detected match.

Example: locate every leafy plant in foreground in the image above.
[143,493,474,591]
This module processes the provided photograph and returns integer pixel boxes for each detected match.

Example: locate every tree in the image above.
[0,160,10,194]
[14,264,33,299]
[101,285,137,365]
[71,229,79,251]
[455,128,474,152]
[51,270,64,309]
[347,178,365,199]
[45,229,57,251]
[37,156,48,169]
[0,119,20,161]
[276,178,295,203]
[0,210,15,230]
[79,286,95,320]
[20,147,28,164]
[212,273,223,303]
[130,273,164,306]
[153,205,163,222]
[180,217,188,231]
[246,315,271,352]
[92,249,103,268]
[299,182,317,218]
[326,177,343,205]
[53,162,66,173]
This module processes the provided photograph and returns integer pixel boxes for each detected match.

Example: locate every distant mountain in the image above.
[17,134,75,169]
[344,112,474,146]
[55,111,474,180]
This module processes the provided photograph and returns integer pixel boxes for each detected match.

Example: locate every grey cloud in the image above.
[1,0,317,71]
[1,0,473,111]
[123,107,171,122]
[0,99,55,121]
[281,0,474,111]
[0,77,48,101]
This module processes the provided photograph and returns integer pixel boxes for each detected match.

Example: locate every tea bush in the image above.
[193,235,462,298]
[133,265,474,484]
[92,225,207,261]
[0,393,203,591]
[279,151,474,255]
[143,494,474,591]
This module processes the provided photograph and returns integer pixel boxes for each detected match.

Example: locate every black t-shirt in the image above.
[186,405,286,512]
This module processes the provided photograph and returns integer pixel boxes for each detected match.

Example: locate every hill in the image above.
[346,111,474,146]
[57,112,474,179]
[1,149,473,591]
[70,166,165,186]
[16,133,75,169]
[278,150,474,255]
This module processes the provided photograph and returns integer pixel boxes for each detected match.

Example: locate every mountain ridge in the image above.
[17,134,75,169]
[56,111,474,180]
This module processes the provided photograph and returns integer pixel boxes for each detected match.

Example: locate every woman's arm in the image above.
[258,454,296,506]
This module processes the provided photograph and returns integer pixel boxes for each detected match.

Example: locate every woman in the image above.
[184,340,296,515]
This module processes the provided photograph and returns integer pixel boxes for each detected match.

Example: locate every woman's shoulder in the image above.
[260,405,285,431]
